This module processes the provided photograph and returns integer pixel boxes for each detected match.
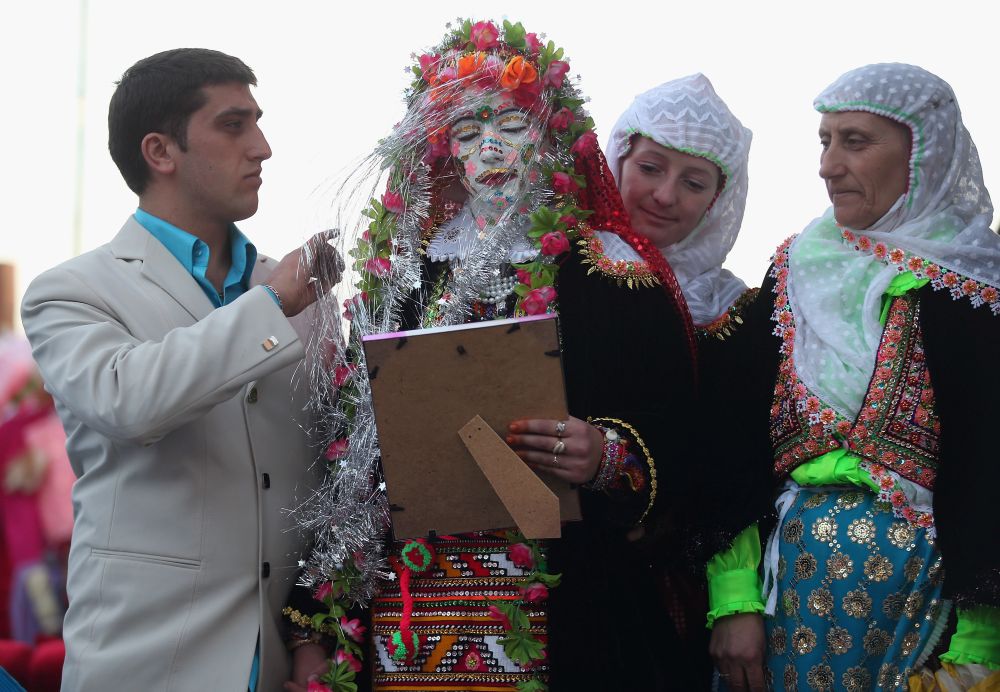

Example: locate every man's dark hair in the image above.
[108,48,257,194]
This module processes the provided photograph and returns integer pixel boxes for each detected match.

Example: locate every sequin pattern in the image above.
[765,488,947,692]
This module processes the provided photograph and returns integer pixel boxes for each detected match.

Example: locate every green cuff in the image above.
[940,606,1000,670]
[707,568,764,628]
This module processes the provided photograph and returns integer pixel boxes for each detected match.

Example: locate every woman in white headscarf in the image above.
[605,73,756,336]
[702,63,1000,691]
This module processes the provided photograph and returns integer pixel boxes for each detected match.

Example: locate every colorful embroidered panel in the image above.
[768,243,941,490]
[372,533,547,691]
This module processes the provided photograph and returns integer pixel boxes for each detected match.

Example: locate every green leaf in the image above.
[311,612,329,630]
[516,679,549,692]
[499,630,546,665]
[513,284,529,297]
[533,570,562,587]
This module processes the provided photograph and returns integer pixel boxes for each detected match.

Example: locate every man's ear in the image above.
[140,132,177,177]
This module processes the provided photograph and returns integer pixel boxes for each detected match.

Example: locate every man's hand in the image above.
[267,231,344,317]
[710,612,767,691]
[283,643,330,692]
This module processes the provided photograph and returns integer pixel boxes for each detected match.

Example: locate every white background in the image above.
[2,0,997,330]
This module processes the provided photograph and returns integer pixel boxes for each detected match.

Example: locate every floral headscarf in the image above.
[605,73,753,326]
[786,63,999,419]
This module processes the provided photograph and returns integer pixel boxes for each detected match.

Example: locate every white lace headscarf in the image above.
[788,63,999,418]
[606,73,753,326]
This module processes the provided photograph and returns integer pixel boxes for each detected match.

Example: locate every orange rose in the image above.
[500,55,538,91]
[457,52,486,78]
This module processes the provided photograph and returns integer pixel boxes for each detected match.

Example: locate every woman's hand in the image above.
[506,416,603,485]
[709,613,767,691]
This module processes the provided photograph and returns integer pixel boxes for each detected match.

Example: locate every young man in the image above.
[21,49,338,690]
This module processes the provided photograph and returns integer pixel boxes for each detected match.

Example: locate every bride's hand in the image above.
[506,415,603,485]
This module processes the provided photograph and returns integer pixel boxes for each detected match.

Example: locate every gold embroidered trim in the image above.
[588,416,657,523]
[697,287,760,340]
[577,224,660,289]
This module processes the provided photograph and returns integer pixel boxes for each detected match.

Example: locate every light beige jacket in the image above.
[21,217,319,691]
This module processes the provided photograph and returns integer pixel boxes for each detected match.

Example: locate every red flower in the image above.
[521,286,557,315]
[333,364,356,387]
[382,190,405,214]
[512,78,543,109]
[324,438,349,461]
[942,272,959,287]
[858,236,872,251]
[559,214,578,228]
[314,581,333,603]
[364,257,391,277]
[907,257,924,272]
[308,681,333,692]
[469,21,500,50]
[551,172,579,195]
[525,32,542,54]
[961,279,978,296]
[488,605,512,630]
[515,268,533,285]
[982,286,999,303]
[508,542,534,569]
[340,616,367,643]
[540,231,570,256]
[520,582,549,602]
[570,131,598,157]
[542,60,570,88]
[548,107,574,131]
[873,242,888,260]
[335,649,363,673]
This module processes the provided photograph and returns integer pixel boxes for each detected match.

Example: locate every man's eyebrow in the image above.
[215,106,262,120]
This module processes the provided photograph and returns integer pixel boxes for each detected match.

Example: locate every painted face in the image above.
[448,92,538,219]
[618,136,722,248]
[818,111,912,230]
[171,82,272,228]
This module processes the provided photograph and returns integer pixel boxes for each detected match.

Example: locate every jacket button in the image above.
[261,473,270,489]
[261,562,270,578]
[246,386,258,404]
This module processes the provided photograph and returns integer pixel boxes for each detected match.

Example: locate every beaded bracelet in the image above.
[584,425,626,491]
[587,417,657,524]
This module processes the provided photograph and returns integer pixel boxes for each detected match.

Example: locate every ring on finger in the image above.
[555,420,567,438]
[553,454,560,466]
[552,440,566,455]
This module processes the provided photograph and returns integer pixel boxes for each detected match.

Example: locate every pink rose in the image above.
[570,130,598,156]
[508,542,535,569]
[548,107,573,131]
[308,681,333,692]
[314,581,333,603]
[520,582,549,603]
[333,364,356,387]
[340,616,367,643]
[521,286,557,315]
[324,438,349,461]
[418,53,438,75]
[525,32,542,54]
[542,60,570,88]
[559,214,577,228]
[551,172,579,195]
[382,190,405,214]
[335,649,362,673]
[488,604,512,630]
[364,257,391,277]
[540,231,570,256]
[470,21,500,50]
[515,269,533,285]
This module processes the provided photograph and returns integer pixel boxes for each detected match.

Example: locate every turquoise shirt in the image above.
[134,208,265,690]
[134,208,257,307]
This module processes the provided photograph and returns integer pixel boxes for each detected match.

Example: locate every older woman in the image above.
[704,63,1000,690]
[605,74,755,337]
[285,19,703,692]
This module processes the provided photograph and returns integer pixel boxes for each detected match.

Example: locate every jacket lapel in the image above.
[109,217,214,322]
